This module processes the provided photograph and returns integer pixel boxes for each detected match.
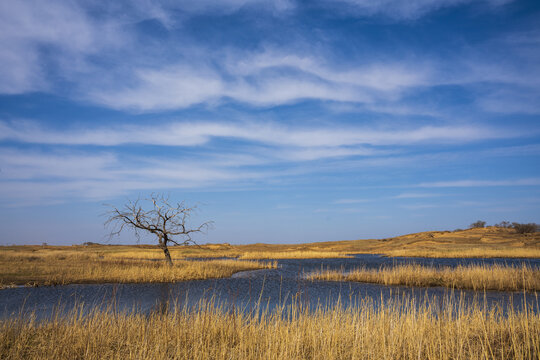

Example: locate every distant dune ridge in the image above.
[360,226,540,258]
[216,226,540,259]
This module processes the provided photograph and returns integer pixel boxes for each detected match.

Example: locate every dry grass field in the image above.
[0,297,538,360]
[308,263,540,292]
[0,247,275,288]
[304,226,540,258]
[185,226,540,259]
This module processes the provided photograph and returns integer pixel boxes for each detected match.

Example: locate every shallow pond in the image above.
[1,255,539,319]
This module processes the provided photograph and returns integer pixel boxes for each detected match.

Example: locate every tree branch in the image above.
[104,194,212,263]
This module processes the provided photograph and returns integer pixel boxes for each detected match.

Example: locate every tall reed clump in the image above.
[380,248,540,259]
[308,263,540,292]
[239,251,352,259]
[1,296,538,359]
[103,248,241,260]
[0,252,276,287]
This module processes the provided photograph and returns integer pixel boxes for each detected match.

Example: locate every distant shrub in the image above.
[83,242,102,246]
[470,220,486,228]
[511,223,539,234]
[495,221,511,228]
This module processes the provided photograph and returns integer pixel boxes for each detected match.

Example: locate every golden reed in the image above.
[308,263,540,291]
[0,249,275,287]
[0,295,538,359]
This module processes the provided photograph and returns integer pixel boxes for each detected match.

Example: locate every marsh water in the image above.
[1,255,539,319]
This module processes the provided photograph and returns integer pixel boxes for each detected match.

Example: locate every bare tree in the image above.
[105,194,212,265]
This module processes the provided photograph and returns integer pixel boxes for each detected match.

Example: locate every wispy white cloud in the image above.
[400,203,440,210]
[0,0,438,111]
[0,0,292,96]
[87,51,430,111]
[2,118,531,205]
[333,198,371,204]
[0,1,296,101]
[1,119,533,205]
[328,0,513,20]
[393,192,441,199]
[127,0,295,20]
[417,178,540,187]
[228,50,429,91]
[477,88,540,114]
[0,148,268,204]
[479,144,540,157]
[1,0,536,117]
[313,206,367,213]
[333,192,441,205]
[0,149,118,181]
[88,65,226,110]
[62,41,540,113]
[0,0,127,94]
[0,120,519,148]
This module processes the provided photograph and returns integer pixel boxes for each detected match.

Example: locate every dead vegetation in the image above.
[0,248,275,288]
[308,263,540,291]
[0,297,538,360]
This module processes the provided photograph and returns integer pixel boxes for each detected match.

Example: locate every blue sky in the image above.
[1,0,539,245]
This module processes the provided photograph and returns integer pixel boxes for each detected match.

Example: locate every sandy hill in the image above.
[213,226,540,258]
[334,227,540,257]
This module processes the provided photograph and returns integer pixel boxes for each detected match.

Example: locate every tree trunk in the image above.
[158,235,173,266]
[162,245,173,266]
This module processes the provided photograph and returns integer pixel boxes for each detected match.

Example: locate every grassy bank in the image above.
[0,249,275,287]
[1,298,538,359]
[308,264,540,292]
